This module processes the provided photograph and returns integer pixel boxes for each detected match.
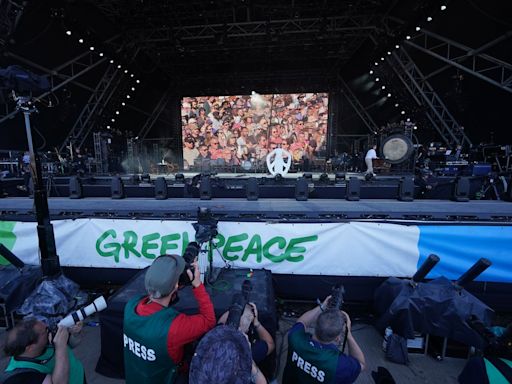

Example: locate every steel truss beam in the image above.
[0,50,108,125]
[0,0,24,46]
[138,86,173,141]
[387,47,472,148]
[405,29,512,94]
[338,76,379,134]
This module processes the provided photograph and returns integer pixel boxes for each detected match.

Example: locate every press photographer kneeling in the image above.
[283,289,366,384]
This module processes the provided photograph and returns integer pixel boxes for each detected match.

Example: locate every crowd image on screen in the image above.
[181,93,329,170]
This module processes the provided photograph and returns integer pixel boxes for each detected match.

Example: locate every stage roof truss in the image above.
[405,29,512,95]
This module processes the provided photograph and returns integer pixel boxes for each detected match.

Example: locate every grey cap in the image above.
[144,255,186,299]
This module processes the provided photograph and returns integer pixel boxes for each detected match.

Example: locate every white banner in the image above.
[0,219,421,277]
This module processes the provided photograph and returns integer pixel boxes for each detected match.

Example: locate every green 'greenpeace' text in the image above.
[95,230,317,264]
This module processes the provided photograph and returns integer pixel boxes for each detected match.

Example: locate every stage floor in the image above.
[1,197,512,222]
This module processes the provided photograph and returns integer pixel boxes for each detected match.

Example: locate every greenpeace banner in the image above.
[0,219,511,282]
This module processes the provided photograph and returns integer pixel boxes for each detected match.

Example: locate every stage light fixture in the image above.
[115,111,119,115]
[106,125,111,129]
[406,118,411,122]
[413,125,418,130]
[66,30,72,36]
[380,57,385,61]
[427,17,433,22]
[136,79,140,84]
[395,44,400,49]
[109,59,114,64]
[401,110,405,115]
[126,95,131,99]
[131,87,135,91]
[130,74,134,77]
[117,65,121,69]
[416,26,421,31]
[381,85,386,89]
[89,46,94,51]
[375,77,380,82]
[78,38,84,43]
[387,51,391,55]
[374,62,379,66]
[111,118,115,122]
[441,5,447,11]
[394,103,399,107]
[369,70,374,75]
[387,93,392,97]
[251,90,256,95]
[121,102,126,106]
[406,35,411,40]
[124,69,128,73]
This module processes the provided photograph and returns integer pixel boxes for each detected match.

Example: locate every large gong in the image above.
[381,134,414,164]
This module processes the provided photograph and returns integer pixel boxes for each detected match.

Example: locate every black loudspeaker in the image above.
[199,175,212,200]
[346,177,360,201]
[96,268,277,379]
[295,177,308,201]
[452,177,470,202]
[69,176,83,199]
[398,177,414,202]
[335,173,345,183]
[303,172,313,180]
[175,173,185,183]
[246,177,259,201]
[154,177,168,200]
[111,176,125,199]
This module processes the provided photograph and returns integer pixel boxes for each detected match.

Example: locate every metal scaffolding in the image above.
[137,86,173,141]
[386,47,472,148]
[405,29,512,94]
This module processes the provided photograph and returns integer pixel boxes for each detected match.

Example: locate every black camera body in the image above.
[226,280,252,328]
[192,207,218,244]
[178,241,200,286]
[327,283,345,311]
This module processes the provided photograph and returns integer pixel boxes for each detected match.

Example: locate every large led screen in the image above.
[181,93,329,170]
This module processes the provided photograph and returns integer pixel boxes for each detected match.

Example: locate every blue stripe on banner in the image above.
[417,225,512,283]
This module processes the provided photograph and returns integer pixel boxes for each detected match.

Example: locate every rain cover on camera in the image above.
[18,274,88,329]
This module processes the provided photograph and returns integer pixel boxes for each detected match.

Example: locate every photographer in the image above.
[2,319,84,384]
[283,296,366,384]
[218,302,275,365]
[458,323,512,383]
[123,254,215,384]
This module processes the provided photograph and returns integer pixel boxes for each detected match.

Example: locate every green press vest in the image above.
[5,345,84,384]
[283,327,339,384]
[123,296,179,384]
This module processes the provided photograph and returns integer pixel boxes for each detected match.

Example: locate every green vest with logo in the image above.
[283,326,339,384]
[484,357,512,383]
[123,296,179,384]
[5,345,84,384]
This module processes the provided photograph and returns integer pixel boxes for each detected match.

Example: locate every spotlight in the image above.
[441,5,447,11]
[387,93,392,97]
[387,51,391,55]
[130,74,134,78]
[416,26,421,31]
[395,44,400,49]
[136,79,140,84]
[89,46,94,51]
[374,62,379,66]
[78,38,84,43]
[99,52,104,56]
[413,125,418,130]
[124,69,128,73]
[109,59,114,64]
[394,103,399,107]
[381,85,386,89]
[131,87,135,91]
[115,111,120,115]
[117,65,122,69]
[111,118,115,122]
[406,118,411,122]
[427,16,433,22]
[121,102,126,106]
[126,95,131,99]
[106,125,111,129]
[401,110,405,115]
[375,77,380,82]
[369,70,374,75]
[380,57,385,61]
[66,30,72,36]
[406,35,411,40]
[251,90,256,95]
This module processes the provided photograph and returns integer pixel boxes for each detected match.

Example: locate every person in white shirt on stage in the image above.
[365,144,378,176]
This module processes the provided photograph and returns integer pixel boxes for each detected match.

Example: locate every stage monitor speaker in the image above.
[335,173,345,183]
[346,177,360,201]
[111,176,125,199]
[175,173,185,183]
[200,175,212,200]
[398,177,414,202]
[154,177,168,200]
[452,177,469,202]
[295,177,308,201]
[246,177,259,201]
[69,176,83,199]
[96,268,277,379]
[303,172,313,180]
